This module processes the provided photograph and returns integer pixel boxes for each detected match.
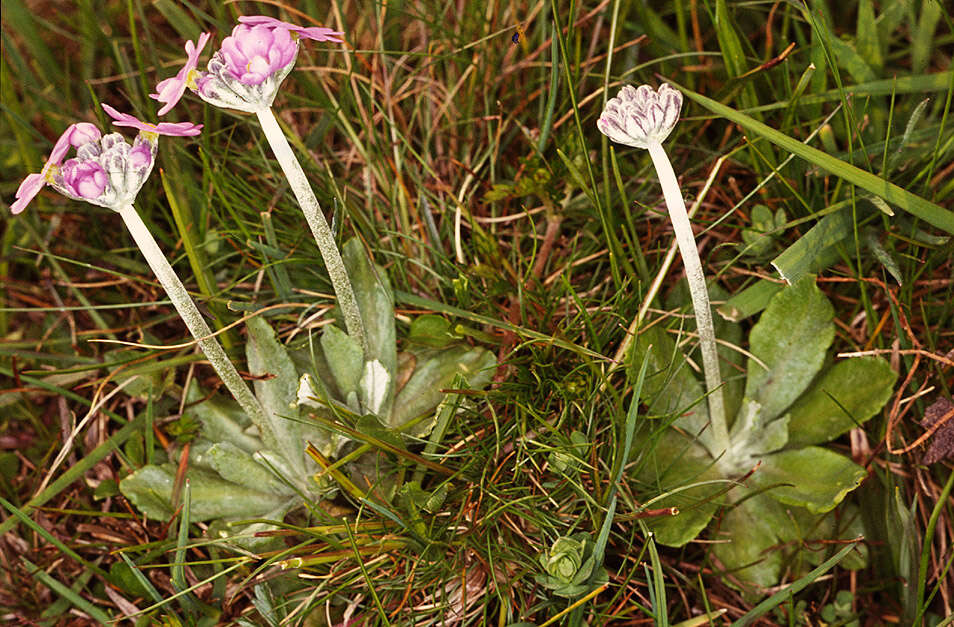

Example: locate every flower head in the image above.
[237,15,344,42]
[9,105,197,214]
[187,17,344,113]
[597,83,682,149]
[220,23,298,86]
[152,33,212,116]
[102,103,203,136]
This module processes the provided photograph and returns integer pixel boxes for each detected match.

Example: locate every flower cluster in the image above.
[597,83,682,149]
[152,15,343,115]
[10,107,200,213]
[10,14,341,212]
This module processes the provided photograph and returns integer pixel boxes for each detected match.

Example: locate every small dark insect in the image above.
[512,32,519,44]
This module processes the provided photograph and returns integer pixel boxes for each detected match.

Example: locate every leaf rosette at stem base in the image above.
[629,276,896,589]
[120,239,495,547]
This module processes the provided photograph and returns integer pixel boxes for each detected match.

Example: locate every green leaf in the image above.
[246,315,304,473]
[771,209,853,285]
[755,447,866,513]
[186,382,262,454]
[342,238,397,419]
[717,280,784,322]
[390,346,495,436]
[855,0,883,74]
[203,442,295,496]
[666,280,745,427]
[409,314,459,348]
[631,323,715,455]
[711,493,787,588]
[320,324,364,401]
[673,82,954,234]
[745,277,834,422]
[786,357,897,447]
[119,464,287,522]
[634,430,726,547]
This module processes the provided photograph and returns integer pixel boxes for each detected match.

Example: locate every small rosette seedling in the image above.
[151,18,366,351]
[8,107,273,452]
[120,239,496,546]
[630,277,896,589]
[534,533,608,598]
[598,83,728,455]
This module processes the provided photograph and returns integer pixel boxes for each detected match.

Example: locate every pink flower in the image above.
[152,32,212,116]
[220,23,298,85]
[237,15,344,42]
[60,159,108,199]
[9,123,99,214]
[102,103,202,136]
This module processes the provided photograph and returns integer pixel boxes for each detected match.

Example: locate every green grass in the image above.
[2,0,953,624]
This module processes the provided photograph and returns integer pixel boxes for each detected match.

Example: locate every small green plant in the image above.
[535,533,607,598]
[120,239,495,544]
[631,276,896,589]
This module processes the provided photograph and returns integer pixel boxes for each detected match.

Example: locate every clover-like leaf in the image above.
[786,357,897,447]
[753,447,866,513]
[745,276,834,422]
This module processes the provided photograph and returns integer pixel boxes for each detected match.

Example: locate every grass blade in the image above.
[673,82,954,234]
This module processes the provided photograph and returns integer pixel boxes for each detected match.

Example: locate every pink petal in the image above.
[238,15,344,42]
[10,173,46,214]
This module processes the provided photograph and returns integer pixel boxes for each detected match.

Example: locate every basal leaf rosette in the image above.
[630,276,896,588]
[120,240,496,547]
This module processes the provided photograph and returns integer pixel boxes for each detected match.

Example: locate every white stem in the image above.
[117,203,276,449]
[646,141,728,454]
[255,108,367,354]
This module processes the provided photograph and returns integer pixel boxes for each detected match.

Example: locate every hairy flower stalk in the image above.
[9,108,273,446]
[598,83,728,454]
[151,18,367,353]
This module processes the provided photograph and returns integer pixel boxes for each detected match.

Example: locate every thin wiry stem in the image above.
[646,141,729,455]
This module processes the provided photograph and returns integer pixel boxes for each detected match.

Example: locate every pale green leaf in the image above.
[185,382,262,454]
[390,346,495,436]
[755,447,866,513]
[710,493,787,588]
[631,324,714,455]
[634,430,726,547]
[119,464,287,522]
[786,357,897,447]
[246,315,303,472]
[320,324,364,400]
[204,442,295,496]
[745,277,834,422]
[342,238,397,418]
